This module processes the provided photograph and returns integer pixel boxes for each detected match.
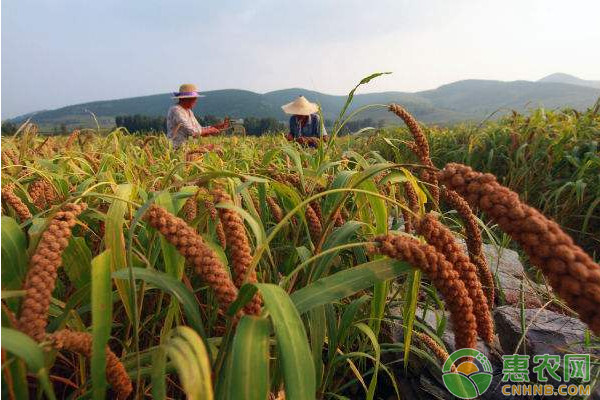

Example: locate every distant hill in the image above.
[418,79,600,116]
[9,75,600,130]
[538,73,600,89]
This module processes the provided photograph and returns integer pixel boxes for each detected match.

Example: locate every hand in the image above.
[285,133,293,141]
[200,127,219,137]
[213,118,230,130]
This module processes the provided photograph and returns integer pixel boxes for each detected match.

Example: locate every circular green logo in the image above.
[442,348,493,399]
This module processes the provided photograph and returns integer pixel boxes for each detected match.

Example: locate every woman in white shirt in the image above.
[166,84,228,148]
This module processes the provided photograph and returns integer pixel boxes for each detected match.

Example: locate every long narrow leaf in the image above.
[165,327,214,400]
[1,216,28,310]
[155,192,185,279]
[151,345,167,399]
[291,259,412,315]
[308,306,326,388]
[255,283,316,400]
[226,316,270,400]
[105,184,134,320]
[402,269,422,370]
[91,250,112,399]
[1,327,57,400]
[310,221,364,282]
[354,323,381,400]
[62,237,92,289]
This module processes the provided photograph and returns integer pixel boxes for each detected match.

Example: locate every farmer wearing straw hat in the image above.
[282,96,327,142]
[167,84,229,148]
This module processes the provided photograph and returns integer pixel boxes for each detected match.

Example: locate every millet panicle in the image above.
[439,163,600,335]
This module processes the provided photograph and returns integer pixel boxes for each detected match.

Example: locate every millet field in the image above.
[2,79,600,399]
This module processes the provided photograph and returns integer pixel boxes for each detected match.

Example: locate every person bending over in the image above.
[282,96,327,144]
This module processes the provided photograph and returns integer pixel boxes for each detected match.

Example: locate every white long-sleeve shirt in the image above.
[166,105,202,148]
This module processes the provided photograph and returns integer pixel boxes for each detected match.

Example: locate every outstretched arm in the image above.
[198,118,230,137]
[199,126,219,136]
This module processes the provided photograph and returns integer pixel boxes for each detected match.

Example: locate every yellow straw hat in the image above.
[281,96,319,115]
[172,83,204,99]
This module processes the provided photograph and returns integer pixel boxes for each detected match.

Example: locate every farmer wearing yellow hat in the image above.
[167,84,229,148]
[282,96,326,142]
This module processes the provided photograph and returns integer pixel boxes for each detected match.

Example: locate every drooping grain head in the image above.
[440,187,494,306]
[309,200,323,222]
[28,180,57,210]
[389,104,430,161]
[415,331,456,372]
[372,234,478,350]
[144,204,243,316]
[212,189,262,315]
[305,204,322,244]
[83,153,100,171]
[2,150,19,166]
[266,196,284,223]
[416,213,495,344]
[182,196,198,222]
[48,329,133,400]
[18,203,87,341]
[332,209,345,227]
[143,145,156,165]
[439,163,600,335]
[403,182,419,214]
[216,221,227,248]
[65,130,80,150]
[389,104,439,203]
[1,184,32,221]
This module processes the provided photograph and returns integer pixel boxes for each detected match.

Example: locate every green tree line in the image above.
[115,115,167,134]
[1,121,18,136]
[2,115,384,137]
[115,114,285,136]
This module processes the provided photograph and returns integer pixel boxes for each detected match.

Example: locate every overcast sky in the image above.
[2,0,600,118]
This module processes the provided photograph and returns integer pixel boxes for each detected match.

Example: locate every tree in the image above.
[243,117,285,136]
[1,121,17,136]
[115,114,166,134]
[114,113,285,136]
[200,115,219,126]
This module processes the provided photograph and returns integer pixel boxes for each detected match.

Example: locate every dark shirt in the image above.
[289,114,324,138]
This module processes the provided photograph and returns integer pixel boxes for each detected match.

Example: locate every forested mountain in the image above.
[8,75,600,130]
